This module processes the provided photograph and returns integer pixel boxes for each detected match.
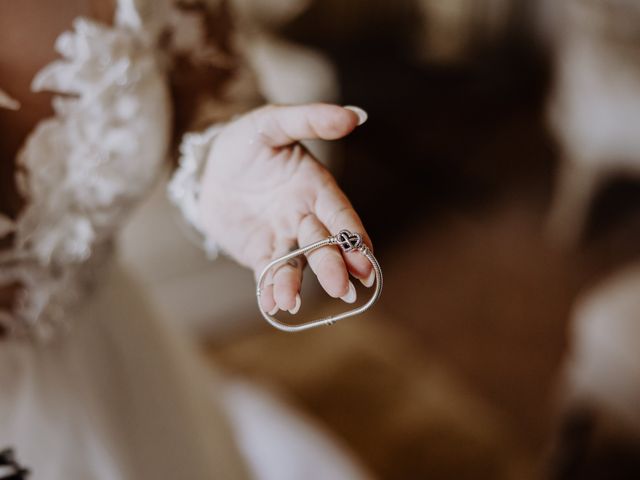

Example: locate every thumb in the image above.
[246,103,367,148]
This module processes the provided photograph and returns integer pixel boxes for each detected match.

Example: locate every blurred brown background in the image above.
[123,0,640,478]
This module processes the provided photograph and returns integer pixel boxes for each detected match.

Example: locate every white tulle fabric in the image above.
[0,14,170,340]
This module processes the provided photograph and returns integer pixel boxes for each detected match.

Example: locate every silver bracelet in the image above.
[256,229,383,332]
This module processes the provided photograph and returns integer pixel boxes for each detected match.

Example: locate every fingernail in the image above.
[340,281,357,304]
[359,270,375,288]
[343,105,368,126]
[268,306,279,316]
[288,294,301,314]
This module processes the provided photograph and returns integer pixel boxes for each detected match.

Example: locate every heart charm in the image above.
[336,229,362,252]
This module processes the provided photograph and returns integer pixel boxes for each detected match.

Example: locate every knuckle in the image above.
[327,206,350,230]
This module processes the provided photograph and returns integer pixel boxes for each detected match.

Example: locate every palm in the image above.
[199,104,373,315]
[204,131,324,265]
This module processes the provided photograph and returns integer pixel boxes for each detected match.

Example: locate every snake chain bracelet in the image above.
[256,229,383,332]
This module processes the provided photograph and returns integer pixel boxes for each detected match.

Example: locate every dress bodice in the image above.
[0,1,172,340]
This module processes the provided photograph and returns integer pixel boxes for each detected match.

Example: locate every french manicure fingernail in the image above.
[343,105,368,126]
[340,281,357,304]
[268,306,279,316]
[359,270,375,288]
[288,294,301,314]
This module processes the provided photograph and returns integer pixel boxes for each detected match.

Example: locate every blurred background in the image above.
[121,0,640,478]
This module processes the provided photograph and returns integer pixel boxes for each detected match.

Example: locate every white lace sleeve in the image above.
[167,123,225,259]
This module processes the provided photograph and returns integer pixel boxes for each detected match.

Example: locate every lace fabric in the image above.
[167,123,225,258]
[0,11,171,340]
[0,0,257,341]
[0,89,19,111]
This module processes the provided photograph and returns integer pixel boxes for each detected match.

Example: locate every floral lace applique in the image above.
[0,89,20,111]
[0,16,171,340]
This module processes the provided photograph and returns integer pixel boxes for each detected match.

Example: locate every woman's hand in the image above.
[198,103,374,315]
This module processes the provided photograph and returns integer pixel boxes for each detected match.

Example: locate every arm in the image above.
[165,2,374,316]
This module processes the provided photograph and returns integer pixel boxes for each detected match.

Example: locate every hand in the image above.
[198,103,374,315]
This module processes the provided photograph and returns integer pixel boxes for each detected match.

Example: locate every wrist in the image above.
[167,123,226,258]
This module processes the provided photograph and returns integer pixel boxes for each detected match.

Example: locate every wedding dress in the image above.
[0,1,368,478]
